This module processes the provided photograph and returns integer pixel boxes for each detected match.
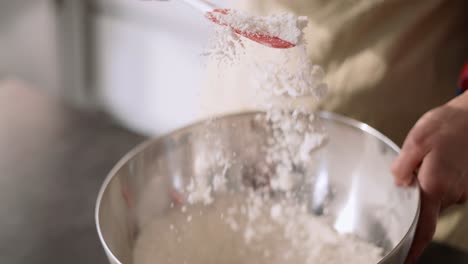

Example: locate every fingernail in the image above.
[405,178,416,187]
[395,180,404,187]
[395,177,411,187]
[394,178,404,186]
[398,177,414,187]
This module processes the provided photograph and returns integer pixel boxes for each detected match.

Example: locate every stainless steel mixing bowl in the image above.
[96,111,420,264]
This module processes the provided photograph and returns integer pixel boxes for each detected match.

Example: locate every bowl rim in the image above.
[95,110,421,264]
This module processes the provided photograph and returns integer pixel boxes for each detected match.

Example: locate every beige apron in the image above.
[201,0,468,250]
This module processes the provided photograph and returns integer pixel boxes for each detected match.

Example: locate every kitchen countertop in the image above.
[0,80,467,264]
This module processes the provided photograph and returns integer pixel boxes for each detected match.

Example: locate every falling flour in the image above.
[133,9,384,264]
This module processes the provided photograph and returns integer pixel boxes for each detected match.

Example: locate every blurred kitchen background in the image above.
[0,0,232,136]
[1,1,468,264]
[0,1,228,263]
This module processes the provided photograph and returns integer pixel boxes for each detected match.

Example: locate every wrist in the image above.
[450,91,468,109]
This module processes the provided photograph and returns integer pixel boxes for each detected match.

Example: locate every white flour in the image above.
[133,195,383,264]
[203,11,308,64]
[134,9,384,264]
[209,10,308,45]
[204,10,329,193]
[202,26,246,65]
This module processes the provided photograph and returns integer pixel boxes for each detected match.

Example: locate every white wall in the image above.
[0,0,234,136]
[91,0,232,136]
[0,0,61,95]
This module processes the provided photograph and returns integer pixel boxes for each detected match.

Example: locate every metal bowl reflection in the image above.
[96,111,420,264]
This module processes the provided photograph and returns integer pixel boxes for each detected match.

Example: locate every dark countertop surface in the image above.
[0,80,467,264]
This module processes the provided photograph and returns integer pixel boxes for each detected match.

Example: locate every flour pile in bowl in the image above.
[133,9,385,264]
[134,195,383,264]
